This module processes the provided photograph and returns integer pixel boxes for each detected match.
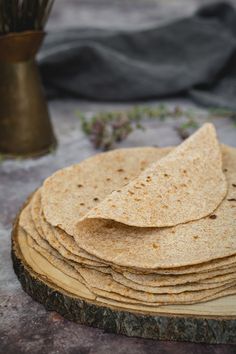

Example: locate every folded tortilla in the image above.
[83,123,227,227]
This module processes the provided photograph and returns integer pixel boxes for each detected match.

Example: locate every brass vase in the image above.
[0,31,56,158]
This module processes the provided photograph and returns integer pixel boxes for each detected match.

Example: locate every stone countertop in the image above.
[1,99,236,354]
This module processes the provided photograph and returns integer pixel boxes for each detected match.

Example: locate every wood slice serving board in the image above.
[12,218,236,345]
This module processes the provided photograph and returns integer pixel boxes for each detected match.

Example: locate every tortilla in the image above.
[71,145,236,269]
[26,229,81,281]
[39,206,106,267]
[123,266,236,286]
[42,124,226,230]
[53,220,102,263]
[18,229,236,314]
[20,194,236,295]
[96,289,236,313]
[24,219,236,294]
[24,188,236,274]
[31,189,104,265]
[20,126,236,308]
[50,216,236,275]
[19,203,51,252]
[111,270,236,293]
[23,205,236,290]
[24,230,236,297]
[84,124,226,227]
[78,268,236,305]
[46,220,236,274]
[19,203,102,276]
[41,147,172,235]
[20,192,105,269]
[22,223,236,294]
[42,140,235,272]
[19,226,236,313]
[20,192,234,292]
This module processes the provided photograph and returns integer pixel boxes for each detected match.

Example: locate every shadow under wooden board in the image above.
[12,217,236,345]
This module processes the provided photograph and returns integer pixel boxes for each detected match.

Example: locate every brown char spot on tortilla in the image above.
[209,214,217,219]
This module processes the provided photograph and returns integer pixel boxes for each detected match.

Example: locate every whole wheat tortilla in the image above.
[91,282,236,306]
[31,189,104,266]
[26,229,81,281]
[20,195,236,294]
[84,124,226,227]
[18,229,236,309]
[42,125,226,230]
[50,216,236,274]
[52,220,102,263]
[123,266,236,286]
[23,197,236,290]
[38,206,105,267]
[24,203,236,289]
[31,189,104,265]
[71,145,236,269]
[41,142,236,270]
[82,285,236,306]
[23,191,105,268]
[19,203,103,275]
[78,268,236,305]
[48,224,236,274]
[111,270,236,293]
[38,241,236,295]
[19,206,94,281]
[19,203,51,253]
[19,202,71,265]
[96,287,236,311]
[20,228,96,301]
[24,230,236,296]
[200,272,236,284]
[50,213,236,276]
[117,254,236,274]
[41,147,172,235]
[24,227,236,295]
[49,212,236,275]
[28,219,236,293]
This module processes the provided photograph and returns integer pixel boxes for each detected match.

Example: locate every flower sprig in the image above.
[79,104,190,150]
[78,104,236,150]
[79,103,205,150]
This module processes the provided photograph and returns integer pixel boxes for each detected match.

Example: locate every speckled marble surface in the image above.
[1,1,236,353]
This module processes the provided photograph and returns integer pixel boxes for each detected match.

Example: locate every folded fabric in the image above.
[39,2,236,109]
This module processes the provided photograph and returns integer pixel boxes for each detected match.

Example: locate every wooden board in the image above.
[12,218,236,344]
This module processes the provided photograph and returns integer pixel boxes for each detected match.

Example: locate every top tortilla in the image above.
[71,144,236,269]
[83,123,227,227]
[40,125,236,269]
[42,124,226,232]
[41,147,171,235]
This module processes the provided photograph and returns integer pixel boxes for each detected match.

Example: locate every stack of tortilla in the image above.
[18,123,236,309]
